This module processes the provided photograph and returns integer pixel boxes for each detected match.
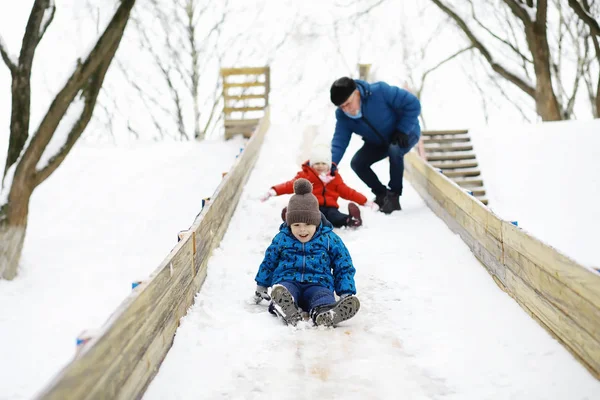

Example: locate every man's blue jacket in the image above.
[331,79,421,165]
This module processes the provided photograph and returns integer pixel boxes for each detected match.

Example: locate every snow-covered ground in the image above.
[471,119,600,269]
[142,125,600,400]
[0,137,246,400]
[1,2,599,399]
[1,120,599,399]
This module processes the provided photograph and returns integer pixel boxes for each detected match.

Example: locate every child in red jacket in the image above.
[261,144,379,228]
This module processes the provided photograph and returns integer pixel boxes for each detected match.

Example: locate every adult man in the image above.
[330,77,421,214]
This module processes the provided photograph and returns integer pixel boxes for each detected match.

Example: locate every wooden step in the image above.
[442,170,481,178]
[479,198,489,205]
[221,66,270,76]
[424,145,473,152]
[430,161,478,170]
[462,187,486,196]
[455,179,484,188]
[423,136,471,144]
[224,106,265,113]
[426,153,476,162]
[422,129,469,136]
[224,118,260,127]
[224,94,267,101]
[469,188,487,197]
[222,81,265,88]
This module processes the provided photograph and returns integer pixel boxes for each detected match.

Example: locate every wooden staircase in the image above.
[421,129,488,205]
[221,67,270,139]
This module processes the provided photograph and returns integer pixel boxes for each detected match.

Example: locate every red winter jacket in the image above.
[271,161,367,209]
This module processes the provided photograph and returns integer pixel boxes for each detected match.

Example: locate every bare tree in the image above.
[429,0,568,121]
[427,0,599,121]
[0,0,137,280]
[117,0,230,142]
[568,0,600,117]
[400,23,474,129]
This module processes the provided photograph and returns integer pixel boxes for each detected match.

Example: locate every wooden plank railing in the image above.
[405,151,600,379]
[36,107,271,399]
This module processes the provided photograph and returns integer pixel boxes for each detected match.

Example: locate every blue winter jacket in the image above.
[255,222,356,296]
[331,79,422,165]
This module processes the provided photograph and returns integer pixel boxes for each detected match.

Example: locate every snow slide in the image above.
[142,125,600,400]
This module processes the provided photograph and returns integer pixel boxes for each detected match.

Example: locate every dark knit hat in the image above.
[330,77,357,106]
[286,178,321,226]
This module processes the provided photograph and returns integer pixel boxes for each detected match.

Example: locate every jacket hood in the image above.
[355,79,373,100]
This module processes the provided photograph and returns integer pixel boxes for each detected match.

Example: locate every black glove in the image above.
[390,131,409,147]
[330,162,338,176]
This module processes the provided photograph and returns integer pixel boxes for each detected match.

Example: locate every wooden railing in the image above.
[405,151,600,379]
[36,107,271,399]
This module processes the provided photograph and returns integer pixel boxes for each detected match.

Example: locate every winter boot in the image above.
[270,285,302,326]
[310,295,361,327]
[381,190,401,214]
[373,191,387,209]
[346,203,362,228]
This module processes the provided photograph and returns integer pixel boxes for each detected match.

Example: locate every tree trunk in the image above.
[527,24,563,121]
[0,0,136,280]
[0,223,27,280]
[0,175,33,279]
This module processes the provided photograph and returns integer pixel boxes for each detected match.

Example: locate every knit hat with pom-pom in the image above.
[286,178,321,226]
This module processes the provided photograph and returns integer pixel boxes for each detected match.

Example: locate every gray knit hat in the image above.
[286,178,321,226]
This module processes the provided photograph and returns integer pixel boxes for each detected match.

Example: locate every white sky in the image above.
[0,1,599,399]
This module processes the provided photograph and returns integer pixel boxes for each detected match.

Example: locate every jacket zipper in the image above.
[301,243,306,281]
[307,165,328,207]
[361,115,388,146]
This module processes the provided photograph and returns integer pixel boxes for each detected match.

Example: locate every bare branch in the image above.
[469,1,533,64]
[347,0,386,23]
[115,58,173,127]
[430,0,536,98]
[3,0,56,183]
[0,36,17,74]
[503,6,532,78]
[18,0,54,73]
[133,15,187,140]
[37,3,56,43]
[559,11,590,118]
[418,46,474,97]
[35,53,113,186]
[569,0,600,36]
[21,0,136,180]
[200,88,223,140]
[489,73,535,122]
[469,75,491,124]
[503,0,533,23]
[331,0,387,24]
[587,29,600,116]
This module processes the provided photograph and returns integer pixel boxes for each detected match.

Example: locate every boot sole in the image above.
[347,203,362,227]
[315,296,360,327]
[271,285,302,326]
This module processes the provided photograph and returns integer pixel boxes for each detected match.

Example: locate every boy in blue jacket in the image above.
[330,77,421,214]
[254,178,360,327]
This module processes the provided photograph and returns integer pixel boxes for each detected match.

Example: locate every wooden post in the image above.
[358,63,371,80]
